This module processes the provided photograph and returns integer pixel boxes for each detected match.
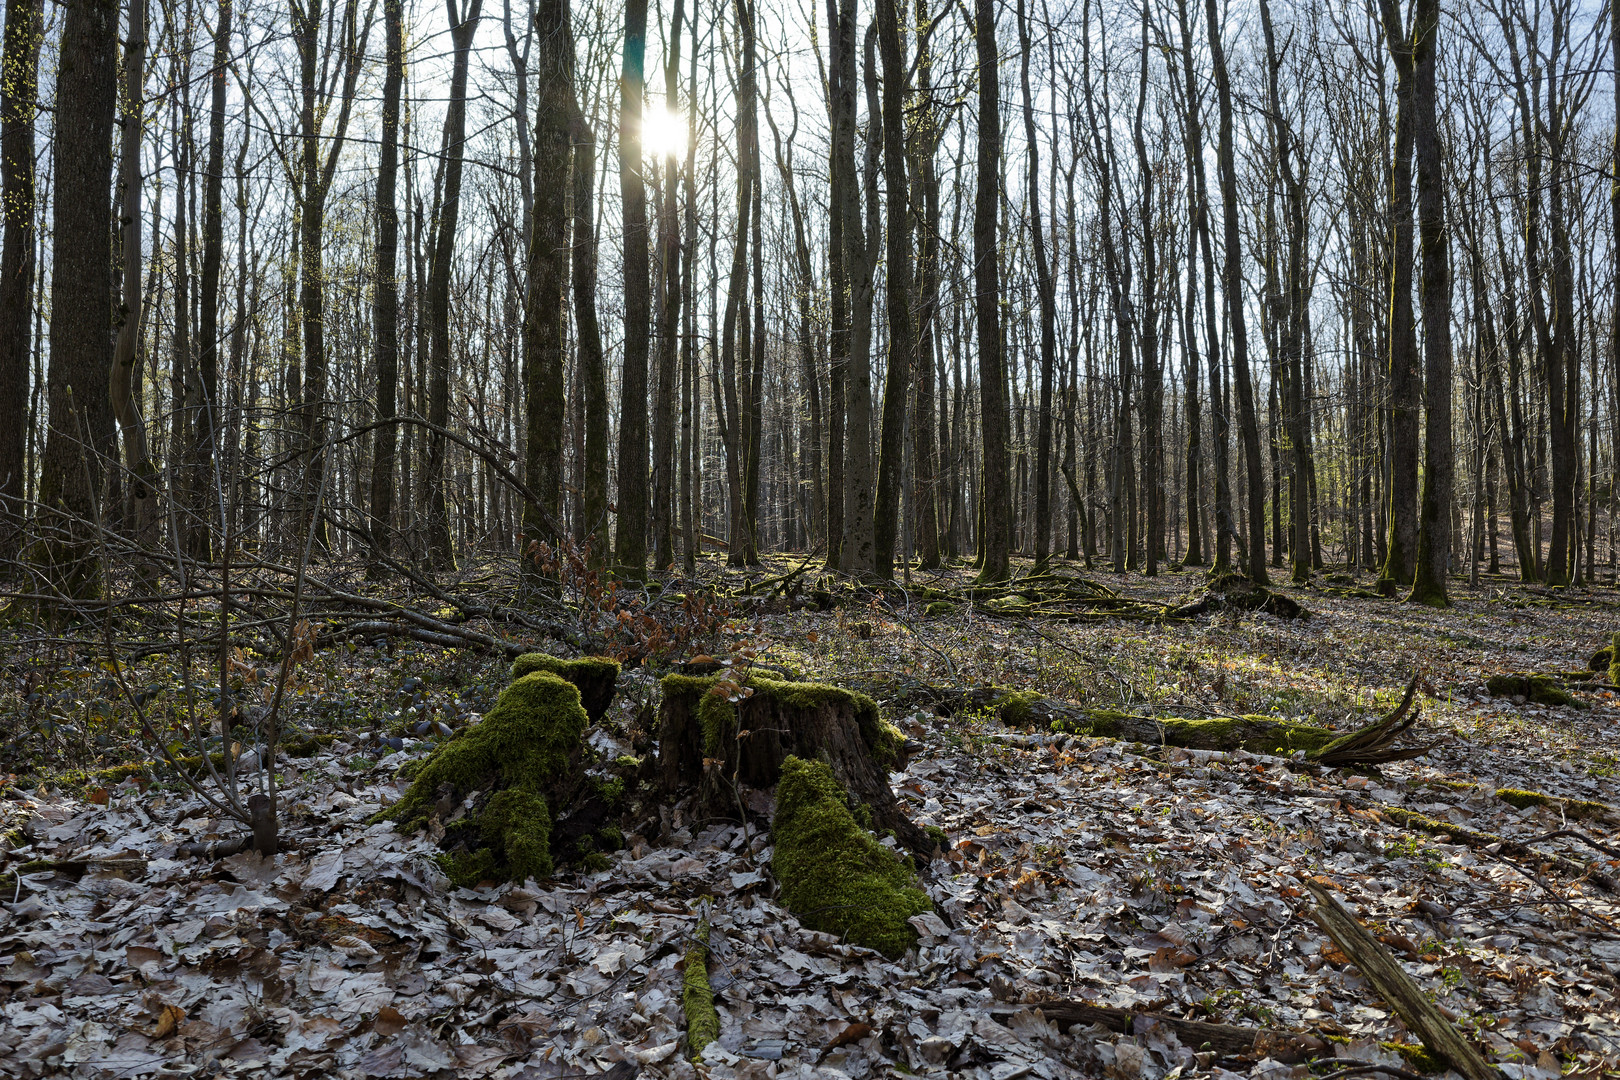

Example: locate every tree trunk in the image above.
[872,0,912,582]
[35,0,119,607]
[422,0,482,571]
[0,0,41,557]
[1377,0,1420,592]
[108,0,156,550]
[974,0,1011,582]
[1017,0,1057,570]
[912,0,941,571]
[838,22,878,575]
[196,0,233,550]
[1205,0,1266,585]
[616,0,651,577]
[650,0,685,570]
[523,0,573,564]
[1407,0,1450,606]
[369,0,403,571]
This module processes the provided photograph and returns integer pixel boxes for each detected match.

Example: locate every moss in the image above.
[510,653,621,722]
[1382,1042,1446,1073]
[1495,787,1612,821]
[597,824,624,850]
[438,848,500,889]
[511,652,620,684]
[664,673,904,771]
[924,825,949,851]
[1485,673,1583,708]
[1590,645,1613,673]
[925,601,958,618]
[1608,632,1620,686]
[771,756,933,959]
[394,757,427,782]
[994,689,1044,727]
[581,852,611,873]
[683,922,720,1060]
[379,671,586,884]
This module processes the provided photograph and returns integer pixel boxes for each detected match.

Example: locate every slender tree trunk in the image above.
[195,0,233,556]
[912,0,941,571]
[823,0,851,569]
[369,0,403,571]
[523,0,573,566]
[616,0,652,575]
[838,21,878,575]
[651,0,685,569]
[422,0,482,570]
[872,0,912,581]
[109,0,156,549]
[974,0,1010,582]
[1407,0,1450,605]
[1377,0,1420,592]
[0,0,41,556]
[1205,0,1265,583]
[1017,0,1056,569]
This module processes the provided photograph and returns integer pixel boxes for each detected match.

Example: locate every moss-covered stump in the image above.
[771,756,933,958]
[1483,673,1583,708]
[378,671,625,886]
[1167,572,1309,620]
[510,653,621,723]
[657,673,927,853]
[1608,633,1620,686]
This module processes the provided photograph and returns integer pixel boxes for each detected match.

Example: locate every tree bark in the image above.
[0,0,41,557]
[974,0,1011,582]
[523,0,573,565]
[1205,0,1266,584]
[616,0,651,577]
[369,0,404,571]
[1377,0,1421,592]
[35,0,119,607]
[196,0,233,546]
[1407,0,1450,606]
[872,0,912,581]
[1017,0,1057,570]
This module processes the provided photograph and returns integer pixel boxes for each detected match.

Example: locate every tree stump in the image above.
[1167,572,1308,620]
[510,653,621,723]
[657,673,929,854]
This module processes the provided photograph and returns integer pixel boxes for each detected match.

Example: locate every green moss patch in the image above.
[662,673,906,772]
[1608,633,1620,686]
[379,671,587,885]
[1484,673,1583,708]
[510,653,621,723]
[924,601,958,618]
[770,756,932,958]
[683,921,720,1060]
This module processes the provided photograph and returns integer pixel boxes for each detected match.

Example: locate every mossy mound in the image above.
[1608,633,1620,686]
[1484,673,1583,708]
[378,671,588,885]
[770,756,933,959]
[510,653,621,723]
[924,601,958,618]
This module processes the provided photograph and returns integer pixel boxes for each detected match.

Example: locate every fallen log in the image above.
[861,675,1432,767]
[1305,881,1502,1080]
[989,1001,1326,1061]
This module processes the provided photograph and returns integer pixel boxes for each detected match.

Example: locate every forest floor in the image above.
[2,559,1619,1080]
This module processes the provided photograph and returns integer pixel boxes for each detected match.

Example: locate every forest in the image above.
[1,0,1620,1076]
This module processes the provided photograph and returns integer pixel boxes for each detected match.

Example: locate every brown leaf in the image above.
[1149,946,1198,972]
[825,1022,873,1050]
[151,1003,186,1039]
[88,788,109,806]
[373,1005,408,1037]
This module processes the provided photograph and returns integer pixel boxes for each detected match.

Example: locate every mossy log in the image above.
[510,653,621,723]
[866,674,1429,767]
[1483,673,1585,707]
[657,673,928,853]
[1167,572,1308,620]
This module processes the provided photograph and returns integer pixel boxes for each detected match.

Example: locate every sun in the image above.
[642,107,688,160]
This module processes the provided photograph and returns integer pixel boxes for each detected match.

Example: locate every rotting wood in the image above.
[989,1000,1327,1061]
[858,673,1432,767]
[1305,880,1502,1080]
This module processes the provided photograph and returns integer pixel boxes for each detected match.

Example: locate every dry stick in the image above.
[1304,881,1502,1080]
